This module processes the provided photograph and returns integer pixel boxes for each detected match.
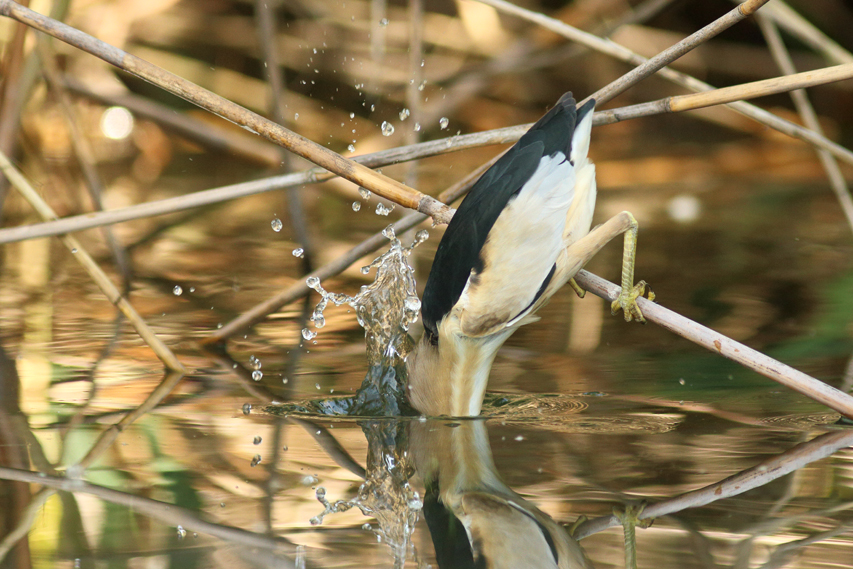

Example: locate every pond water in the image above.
[2,137,853,568]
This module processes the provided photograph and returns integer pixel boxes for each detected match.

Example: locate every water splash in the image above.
[311,421,421,569]
[302,227,428,415]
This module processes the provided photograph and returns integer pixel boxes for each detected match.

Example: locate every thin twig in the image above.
[0,150,185,372]
[71,371,185,472]
[6,78,853,247]
[756,0,853,65]
[255,0,315,272]
[202,158,498,344]
[0,0,454,224]
[473,0,853,166]
[574,270,853,419]
[756,15,853,235]
[38,42,133,291]
[595,63,853,123]
[0,466,296,552]
[63,77,283,167]
[582,0,771,106]
[573,429,853,539]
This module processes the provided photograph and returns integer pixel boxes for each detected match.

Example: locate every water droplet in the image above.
[306,276,320,289]
[379,17,389,26]
[413,122,421,132]
[515,435,524,441]
[313,314,325,328]
[679,378,686,385]
[358,187,371,200]
[309,516,321,526]
[362,523,372,531]
[282,378,289,384]
[301,474,319,486]
[252,370,263,381]
[173,285,183,296]
[176,526,187,540]
[189,287,195,293]
[302,328,317,340]
[347,144,355,152]
[439,117,449,129]
[242,403,252,415]
[349,112,355,119]
[250,454,262,467]
[71,248,78,254]
[382,225,396,240]
[294,112,299,120]
[271,218,283,232]
[408,496,424,510]
[253,436,262,445]
[399,108,410,121]
[375,203,394,216]
[315,383,321,390]
[316,487,326,500]
[352,201,361,211]
[380,121,394,136]
[418,80,426,91]
[292,248,305,258]
[295,545,307,569]
[414,229,429,245]
[282,445,288,451]
[405,296,421,312]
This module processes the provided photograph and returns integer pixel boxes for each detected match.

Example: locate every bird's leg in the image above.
[568,278,586,298]
[613,502,653,569]
[611,213,654,323]
[563,211,653,322]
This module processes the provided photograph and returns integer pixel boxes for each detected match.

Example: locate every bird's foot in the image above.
[613,502,653,569]
[611,281,654,323]
[568,278,586,299]
[567,514,588,538]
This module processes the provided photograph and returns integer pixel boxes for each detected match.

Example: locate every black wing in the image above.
[421,93,595,339]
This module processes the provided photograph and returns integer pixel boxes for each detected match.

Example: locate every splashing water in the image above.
[311,422,421,569]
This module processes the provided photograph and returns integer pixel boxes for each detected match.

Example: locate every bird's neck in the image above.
[406,324,513,416]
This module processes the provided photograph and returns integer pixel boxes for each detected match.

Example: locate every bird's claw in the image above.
[611,281,654,323]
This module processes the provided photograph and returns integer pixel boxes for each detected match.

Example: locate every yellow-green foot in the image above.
[567,514,588,538]
[611,281,654,323]
[569,278,586,299]
[613,503,653,569]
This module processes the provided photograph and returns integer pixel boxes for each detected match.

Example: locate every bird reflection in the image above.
[409,419,593,568]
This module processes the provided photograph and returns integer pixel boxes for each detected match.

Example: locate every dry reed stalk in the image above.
[574,270,853,419]
[254,0,314,273]
[63,78,283,167]
[582,0,771,106]
[38,43,133,290]
[0,465,295,551]
[0,0,454,224]
[756,15,853,236]
[476,0,853,166]
[755,0,853,65]
[573,429,853,539]
[0,150,185,372]
[73,371,185,470]
[202,157,499,343]
[596,63,853,123]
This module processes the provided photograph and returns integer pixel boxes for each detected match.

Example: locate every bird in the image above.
[410,419,593,568]
[406,92,652,417]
